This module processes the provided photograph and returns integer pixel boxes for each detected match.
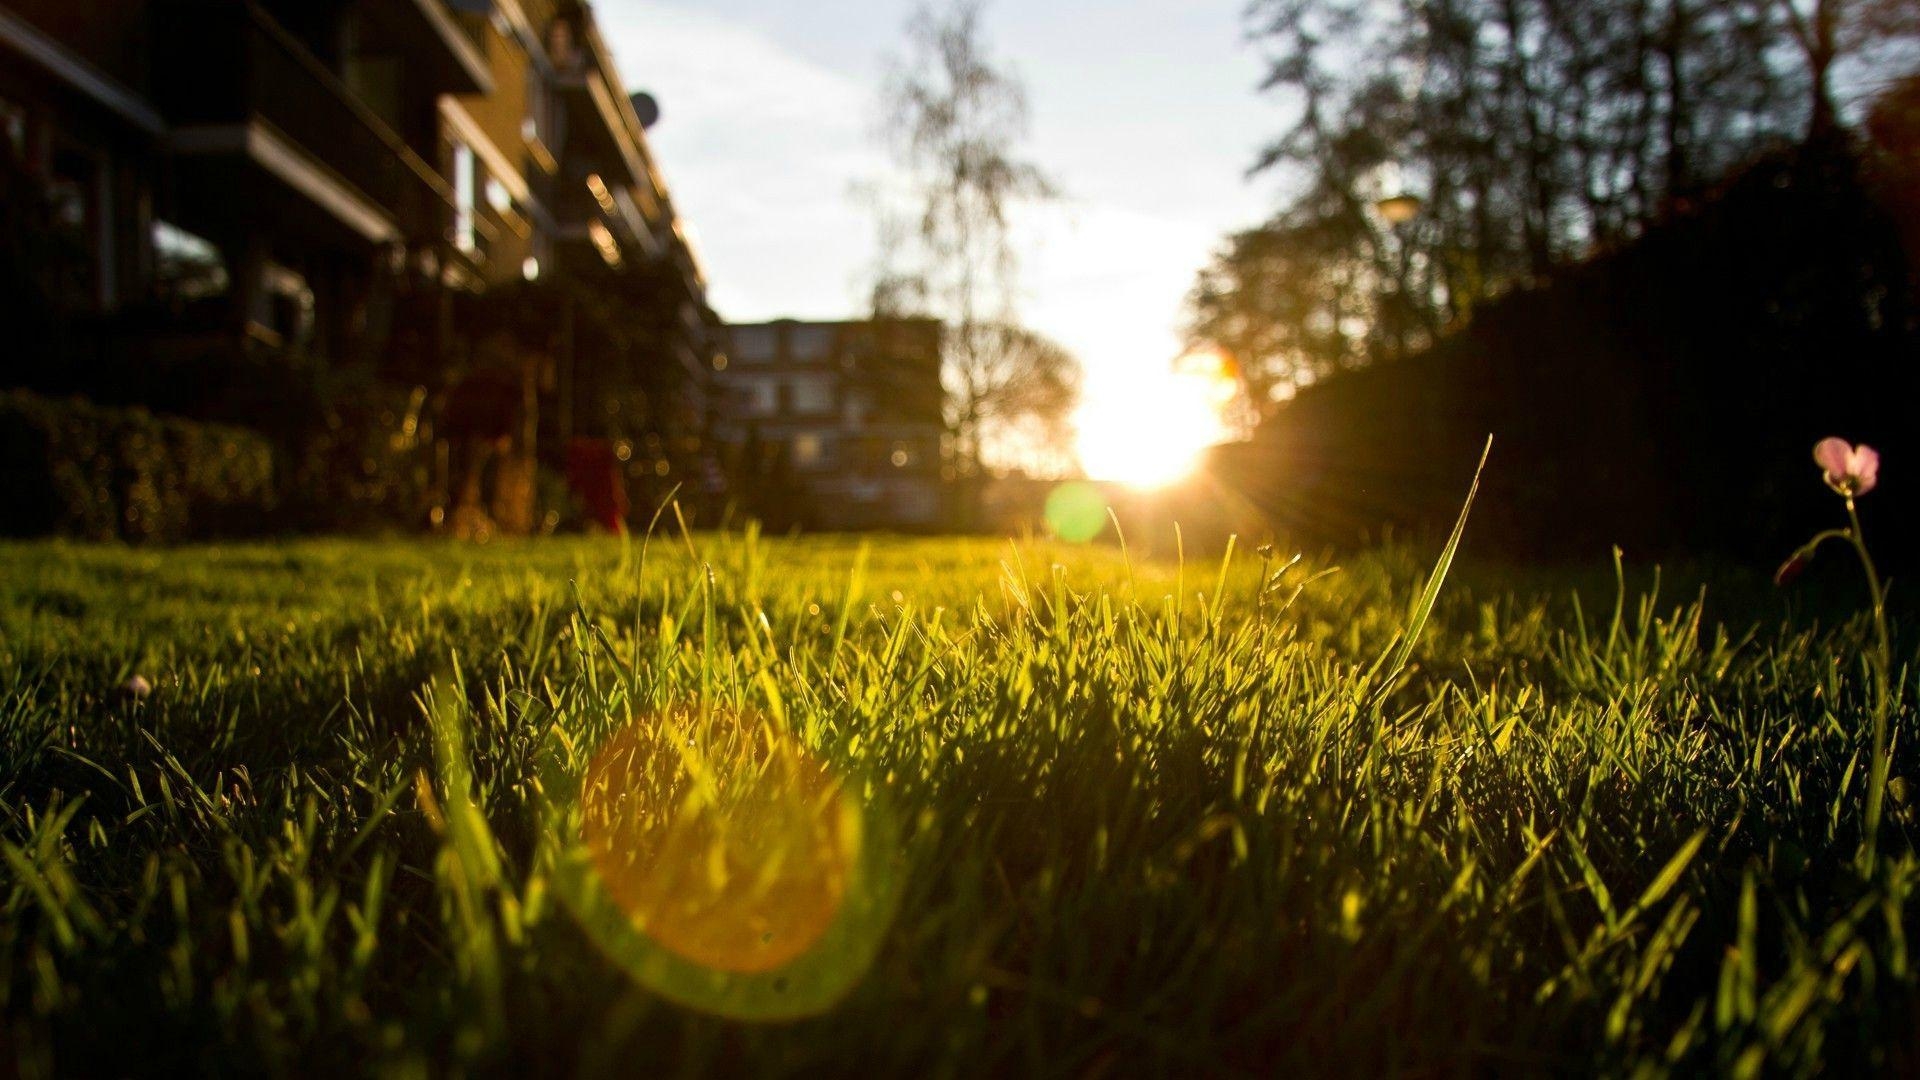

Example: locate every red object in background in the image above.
[567,438,628,533]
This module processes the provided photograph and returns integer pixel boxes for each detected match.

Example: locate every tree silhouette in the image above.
[1193,0,1856,414]
[872,0,1079,483]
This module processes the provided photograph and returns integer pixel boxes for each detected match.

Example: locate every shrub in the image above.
[8,333,437,534]
[270,371,434,534]
[0,389,275,542]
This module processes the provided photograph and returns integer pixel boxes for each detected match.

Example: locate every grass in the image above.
[0,526,1914,1076]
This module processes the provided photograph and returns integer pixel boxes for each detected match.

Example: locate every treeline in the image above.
[1210,134,1920,562]
[1192,0,1919,406]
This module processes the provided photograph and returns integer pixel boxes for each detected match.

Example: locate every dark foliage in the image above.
[4,333,433,534]
[0,388,276,542]
[1217,140,1920,563]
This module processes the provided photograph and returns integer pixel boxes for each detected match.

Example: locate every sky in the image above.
[592,0,1284,463]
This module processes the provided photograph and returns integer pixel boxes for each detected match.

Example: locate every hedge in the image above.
[1221,142,1919,562]
[0,389,276,542]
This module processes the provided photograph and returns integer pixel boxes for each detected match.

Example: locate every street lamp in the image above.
[1375,193,1423,360]
[1375,192,1423,225]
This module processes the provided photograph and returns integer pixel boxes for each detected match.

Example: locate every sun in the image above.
[1075,347,1240,488]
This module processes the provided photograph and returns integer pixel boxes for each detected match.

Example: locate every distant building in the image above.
[715,319,946,530]
[0,0,723,531]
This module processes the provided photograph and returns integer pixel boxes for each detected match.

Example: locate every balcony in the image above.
[346,0,492,97]
[548,10,650,190]
[251,0,491,97]
[0,1,154,97]
[154,1,454,247]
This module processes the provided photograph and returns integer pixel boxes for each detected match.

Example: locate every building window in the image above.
[843,392,870,426]
[0,98,24,160]
[485,176,513,215]
[523,67,561,152]
[152,221,229,305]
[257,262,315,348]
[46,166,89,232]
[743,381,777,417]
[792,433,825,468]
[731,326,776,362]
[47,140,111,307]
[790,324,835,360]
[451,141,477,252]
[789,377,834,415]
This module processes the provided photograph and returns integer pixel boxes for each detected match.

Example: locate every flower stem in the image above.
[1845,497,1894,867]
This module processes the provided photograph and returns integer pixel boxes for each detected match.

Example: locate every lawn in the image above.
[0,530,1913,1076]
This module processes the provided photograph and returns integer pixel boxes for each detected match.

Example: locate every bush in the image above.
[0,389,275,542]
[6,333,437,534]
[269,371,434,534]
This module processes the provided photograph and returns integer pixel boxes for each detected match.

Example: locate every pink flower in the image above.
[1774,551,1810,587]
[1814,437,1879,497]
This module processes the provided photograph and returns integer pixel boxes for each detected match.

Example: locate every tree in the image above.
[946,320,1080,475]
[875,0,1079,480]
[1186,214,1378,414]
[1764,0,1920,139]
[1193,0,1814,420]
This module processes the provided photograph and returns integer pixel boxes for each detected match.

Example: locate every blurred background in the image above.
[0,0,1915,564]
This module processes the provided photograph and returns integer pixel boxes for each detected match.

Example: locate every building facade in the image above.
[714,318,946,531]
[0,0,722,530]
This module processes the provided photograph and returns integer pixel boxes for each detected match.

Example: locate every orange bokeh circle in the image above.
[578,712,860,974]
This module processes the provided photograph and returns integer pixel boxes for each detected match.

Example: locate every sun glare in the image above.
[1075,347,1239,488]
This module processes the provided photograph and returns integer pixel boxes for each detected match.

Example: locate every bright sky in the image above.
[592,0,1281,472]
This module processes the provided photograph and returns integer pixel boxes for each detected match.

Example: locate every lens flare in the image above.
[1044,481,1109,543]
[579,717,858,973]
[543,708,900,1020]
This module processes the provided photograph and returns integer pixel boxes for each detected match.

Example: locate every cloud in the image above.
[593,1,892,318]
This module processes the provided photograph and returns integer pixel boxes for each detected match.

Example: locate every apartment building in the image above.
[715,318,947,530]
[0,0,721,524]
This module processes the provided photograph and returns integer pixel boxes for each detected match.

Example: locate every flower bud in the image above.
[1773,552,1810,587]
